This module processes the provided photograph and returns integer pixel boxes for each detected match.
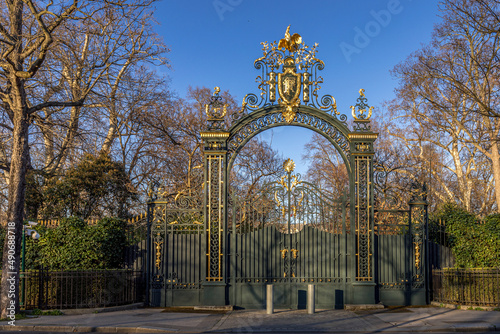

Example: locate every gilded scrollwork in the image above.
[414,239,421,270]
[227,111,350,167]
[351,89,375,132]
[409,185,427,289]
[275,159,304,220]
[351,89,374,121]
[355,155,373,281]
[154,240,163,270]
[206,154,224,281]
[240,26,345,124]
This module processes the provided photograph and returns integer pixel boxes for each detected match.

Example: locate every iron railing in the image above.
[17,269,145,310]
[432,268,500,307]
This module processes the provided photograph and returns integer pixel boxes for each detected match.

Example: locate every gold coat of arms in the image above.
[278,57,301,123]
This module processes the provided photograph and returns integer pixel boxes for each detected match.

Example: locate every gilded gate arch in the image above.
[200,27,379,306]
[147,27,429,308]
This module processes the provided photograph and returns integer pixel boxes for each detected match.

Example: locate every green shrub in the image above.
[29,217,127,270]
[433,203,500,268]
[94,218,127,269]
[31,309,63,316]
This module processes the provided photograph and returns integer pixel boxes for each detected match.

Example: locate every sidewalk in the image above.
[0,306,498,333]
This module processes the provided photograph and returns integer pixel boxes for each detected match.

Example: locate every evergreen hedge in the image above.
[431,203,500,268]
[20,217,128,270]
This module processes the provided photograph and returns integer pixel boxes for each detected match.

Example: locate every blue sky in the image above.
[154,0,442,175]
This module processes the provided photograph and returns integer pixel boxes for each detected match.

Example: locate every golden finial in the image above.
[278,25,302,53]
[283,158,295,173]
[351,89,373,121]
[205,86,227,129]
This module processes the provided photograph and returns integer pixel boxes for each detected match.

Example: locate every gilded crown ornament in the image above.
[205,86,227,131]
[351,88,374,132]
[350,88,373,121]
[240,26,344,124]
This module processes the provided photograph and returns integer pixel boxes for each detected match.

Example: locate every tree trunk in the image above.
[1,103,30,319]
[0,0,29,319]
[490,143,500,213]
[101,108,117,154]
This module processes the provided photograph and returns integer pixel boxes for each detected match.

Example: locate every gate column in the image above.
[349,92,378,304]
[409,183,429,305]
[201,88,230,306]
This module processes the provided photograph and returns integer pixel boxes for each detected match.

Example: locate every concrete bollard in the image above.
[307,284,315,314]
[267,284,274,314]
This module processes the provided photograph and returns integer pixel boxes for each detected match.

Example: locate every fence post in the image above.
[37,266,43,310]
[145,202,152,306]
[267,284,273,314]
[307,284,315,314]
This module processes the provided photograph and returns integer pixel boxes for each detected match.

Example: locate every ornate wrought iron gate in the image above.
[147,194,204,307]
[375,204,428,306]
[228,159,348,308]
[146,26,428,308]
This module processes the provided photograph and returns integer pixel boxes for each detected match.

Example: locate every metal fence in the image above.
[432,268,500,307]
[428,242,454,269]
[123,221,148,272]
[18,269,145,310]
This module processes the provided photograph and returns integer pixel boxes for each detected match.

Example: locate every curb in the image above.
[194,305,234,311]
[0,324,497,333]
[344,304,385,311]
[62,302,145,315]
[0,324,177,333]
[27,302,145,315]
[431,301,500,312]
[22,302,145,316]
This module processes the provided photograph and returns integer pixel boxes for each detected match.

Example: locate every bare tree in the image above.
[28,6,167,176]
[389,0,500,213]
[231,138,284,199]
[442,0,500,35]
[302,133,349,196]
[0,0,165,318]
[138,86,239,198]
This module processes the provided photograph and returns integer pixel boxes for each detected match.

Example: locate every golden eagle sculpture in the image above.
[278,25,302,52]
